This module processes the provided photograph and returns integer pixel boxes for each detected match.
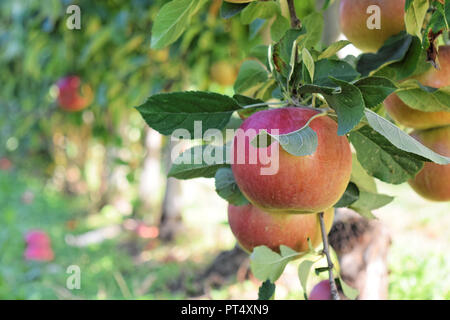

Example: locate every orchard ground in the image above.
[1,167,449,300]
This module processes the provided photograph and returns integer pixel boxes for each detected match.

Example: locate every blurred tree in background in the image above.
[0,0,260,229]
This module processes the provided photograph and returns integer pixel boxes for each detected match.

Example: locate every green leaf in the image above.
[429,1,448,32]
[249,45,270,68]
[150,0,200,49]
[233,94,268,118]
[350,154,378,193]
[250,18,266,40]
[313,59,360,87]
[326,78,366,136]
[349,125,425,184]
[318,40,351,60]
[298,260,315,299]
[250,245,300,282]
[334,182,359,208]
[354,77,397,109]
[251,111,322,157]
[220,1,249,19]
[234,60,269,94]
[258,280,276,300]
[357,32,413,77]
[336,277,359,300]
[374,34,427,81]
[364,109,450,165]
[349,190,394,219]
[136,91,241,136]
[300,12,324,49]
[270,14,290,43]
[168,145,229,179]
[241,1,279,24]
[272,28,307,78]
[214,167,250,206]
[298,79,365,136]
[302,48,315,83]
[347,152,394,218]
[395,81,450,112]
[404,0,429,40]
[321,0,335,10]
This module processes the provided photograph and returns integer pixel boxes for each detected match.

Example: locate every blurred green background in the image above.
[0,0,449,300]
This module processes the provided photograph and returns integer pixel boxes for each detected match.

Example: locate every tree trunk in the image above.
[158,138,183,242]
[320,0,341,46]
[138,127,163,213]
[328,208,391,300]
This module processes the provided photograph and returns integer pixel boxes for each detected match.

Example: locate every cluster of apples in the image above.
[24,230,54,262]
[340,0,450,202]
[229,107,352,254]
[56,76,93,112]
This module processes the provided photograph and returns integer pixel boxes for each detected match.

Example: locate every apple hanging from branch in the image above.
[339,0,406,53]
[408,126,450,201]
[385,46,450,130]
[228,204,334,254]
[231,107,352,214]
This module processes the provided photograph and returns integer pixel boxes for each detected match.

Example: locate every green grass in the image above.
[1,169,449,300]
[0,170,193,299]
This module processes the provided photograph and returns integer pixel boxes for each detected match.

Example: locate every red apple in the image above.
[340,0,406,53]
[385,46,450,129]
[57,76,93,112]
[25,230,51,246]
[408,126,450,201]
[24,247,54,262]
[231,107,352,214]
[0,157,12,171]
[24,230,54,262]
[309,280,332,300]
[228,204,334,254]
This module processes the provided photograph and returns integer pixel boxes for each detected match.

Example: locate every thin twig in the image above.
[319,212,340,300]
[287,0,302,29]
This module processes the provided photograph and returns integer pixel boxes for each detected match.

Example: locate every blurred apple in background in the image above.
[210,61,238,87]
[56,76,93,112]
[0,157,12,171]
[24,230,54,262]
[339,0,405,53]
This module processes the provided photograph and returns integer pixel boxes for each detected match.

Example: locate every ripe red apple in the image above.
[231,107,352,214]
[309,280,332,300]
[56,76,93,112]
[24,230,54,262]
[408,126,450,201]
[339,0,406,53]
[228,204,334,253]
[385,46,450,129]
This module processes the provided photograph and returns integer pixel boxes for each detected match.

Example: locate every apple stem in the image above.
[287,0,302,29]
[319,211,340,300]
